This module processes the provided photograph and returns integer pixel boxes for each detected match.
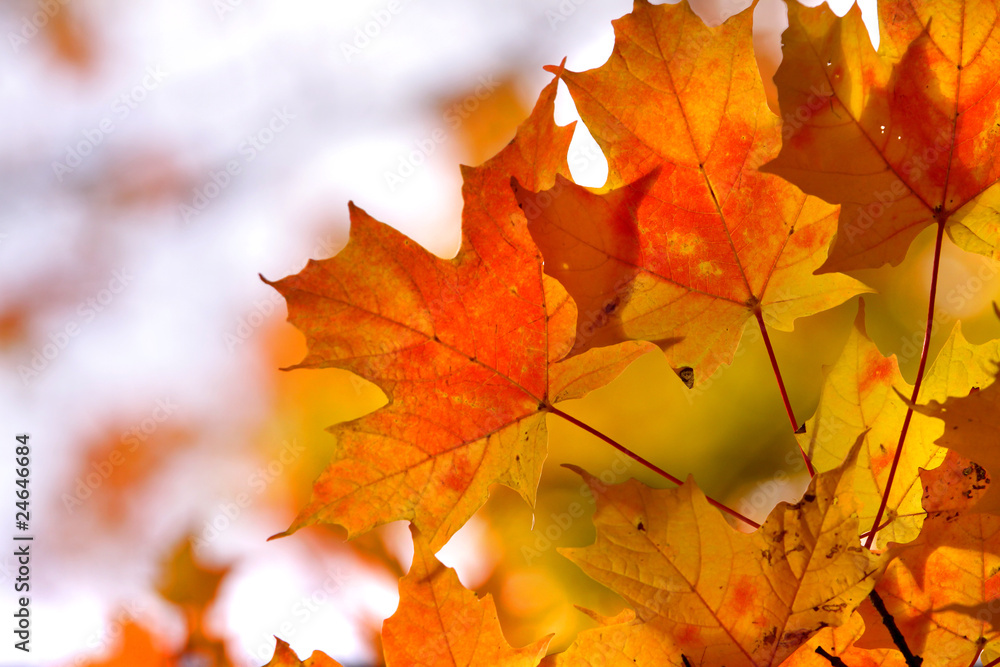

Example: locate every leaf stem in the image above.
[754,310,815,477]
[868,590,922,666]
[859,517,894,541]
[548,406,760,529]
[864,219,946,549]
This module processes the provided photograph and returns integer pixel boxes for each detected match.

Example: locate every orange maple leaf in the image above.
[515,0,867,383]
[69,622,174,667]
[765,0,1000,271]
[266,74,652,551]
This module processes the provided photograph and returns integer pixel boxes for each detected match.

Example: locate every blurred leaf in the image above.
[156,537,233,667]
[71,622,173,667]
[263,637,342,667]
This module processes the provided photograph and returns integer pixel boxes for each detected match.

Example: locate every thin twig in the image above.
[755,310,815,477]
[865,219,946,548]
[549,406,760,529]
[868,590,922,666]
[859,517,894,541]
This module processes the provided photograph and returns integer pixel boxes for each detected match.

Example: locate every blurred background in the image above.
[2,0,999,664]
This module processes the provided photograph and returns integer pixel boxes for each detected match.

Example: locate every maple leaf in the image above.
[156,537,232,667]
[266,74,653,551]
[911,362,1000,513]
[157,538,229,612]
[798,300,1000,546]
[546,438,883,666]
[514,0,867,383]
[765,0,1000,271]
[539,607,684,667]
[778,612,906,667]
[70,622,174,667]
[856,450,1000,665]
[73,538,235,667]
[262,638,342,667]
[381,526,552,666]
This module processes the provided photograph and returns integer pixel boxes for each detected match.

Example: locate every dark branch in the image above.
[868,590,922,666]
[815,647,848,667]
